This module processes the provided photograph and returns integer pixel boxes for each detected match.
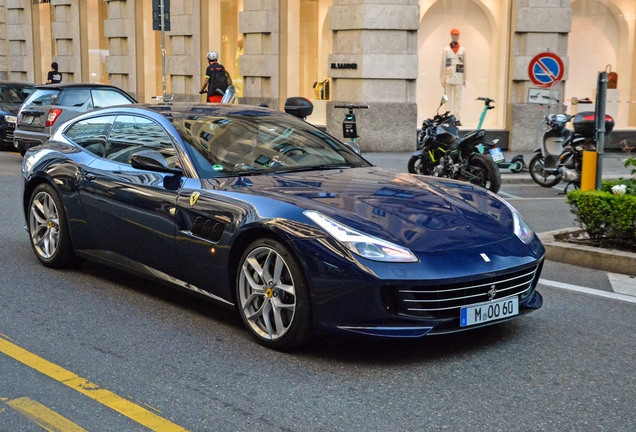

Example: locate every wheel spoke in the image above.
[271,303,285,336]
[242,265,265,291]
[272,297,294,310]
[262,250,275,282]
[245,296,268,322]
[272,254,284,284]
[261,301,275,338]
[246,257,264,279]
[275,282,294,296]
[31,201,47,225]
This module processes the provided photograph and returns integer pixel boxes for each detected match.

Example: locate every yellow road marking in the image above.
[5,397,88,432]
[0,337,189,431]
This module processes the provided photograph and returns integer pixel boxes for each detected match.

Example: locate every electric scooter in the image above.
[475,97,525,173]
[334,104,369,154]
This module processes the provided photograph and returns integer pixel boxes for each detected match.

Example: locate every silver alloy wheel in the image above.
[29,191,61,259]
[238,246,297,341]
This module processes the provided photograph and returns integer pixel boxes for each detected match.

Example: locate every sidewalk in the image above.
[361,150,634,184]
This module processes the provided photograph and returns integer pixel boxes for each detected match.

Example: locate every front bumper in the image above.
[291,236,545,339]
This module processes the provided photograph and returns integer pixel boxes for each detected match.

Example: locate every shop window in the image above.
[567,0,634,128]
[417,0,510,130]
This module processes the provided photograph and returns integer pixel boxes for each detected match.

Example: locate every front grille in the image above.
[382,262,542,319]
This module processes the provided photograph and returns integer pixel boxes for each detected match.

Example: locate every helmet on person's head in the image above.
[206,51,218,61]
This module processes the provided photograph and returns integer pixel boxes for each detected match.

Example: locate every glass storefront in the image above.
[417,0,511,130]
[567,0,636,128]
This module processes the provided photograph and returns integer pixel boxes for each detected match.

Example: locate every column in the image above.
[239,0,280,107]
[104,0,137,99]
[508,0,571,151]
[326,0,419,152]
[50,0,81,83]
[5,0,34,82]
[166,0,201,102]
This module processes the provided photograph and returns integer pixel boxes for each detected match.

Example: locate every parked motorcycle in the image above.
[408,95,501,193]
[528,106,614,190]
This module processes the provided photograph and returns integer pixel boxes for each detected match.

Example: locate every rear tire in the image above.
[529,154,560,187]
[28,183,77,268]
[466,154,501,193]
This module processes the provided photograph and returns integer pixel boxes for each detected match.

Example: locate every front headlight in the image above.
[304,210,419,263]
[6,115,17,124]
[487,191,535,244]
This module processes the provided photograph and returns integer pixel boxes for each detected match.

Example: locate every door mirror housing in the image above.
[130,150,182,175]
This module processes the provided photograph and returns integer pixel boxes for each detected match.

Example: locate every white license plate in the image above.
[489,147,505,162]
[460,296,519,327]
[21,115,34,125]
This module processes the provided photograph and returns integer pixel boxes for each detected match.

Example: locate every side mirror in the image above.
[131,150,182,175]
[440,94,449,106]
[284,97,314,119]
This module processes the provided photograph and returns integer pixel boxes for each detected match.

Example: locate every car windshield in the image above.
[171,113,371,178]
[0,84,35,104]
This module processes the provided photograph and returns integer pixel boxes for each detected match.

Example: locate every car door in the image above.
[78,114,183,279]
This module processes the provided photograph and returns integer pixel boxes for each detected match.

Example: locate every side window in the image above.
[92,90,133,108]
[57,89,93,108]
[105,115,177,166]
[63,116,116,157]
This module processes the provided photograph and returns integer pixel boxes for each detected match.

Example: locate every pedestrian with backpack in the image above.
[199,51,232,103]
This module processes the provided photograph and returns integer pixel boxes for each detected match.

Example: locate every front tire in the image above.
[28,183,76,268]
[236,238,312,350]
[529,153,560,187]
[466,154,501,193]
[408,155,434,175]
[509,155,525,173]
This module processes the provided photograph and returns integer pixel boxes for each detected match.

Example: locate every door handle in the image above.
[84,173,97,181]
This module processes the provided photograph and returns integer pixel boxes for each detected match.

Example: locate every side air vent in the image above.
[191,217,225,242]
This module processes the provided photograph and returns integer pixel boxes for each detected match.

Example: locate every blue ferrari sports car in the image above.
[21,100,544,350]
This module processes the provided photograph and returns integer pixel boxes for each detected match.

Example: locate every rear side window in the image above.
[64,116,116,158]
[92,89,134,108]
[57,89,93,108]
[23,89,59,107]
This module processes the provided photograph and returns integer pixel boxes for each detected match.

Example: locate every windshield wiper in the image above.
[272,164,352,174]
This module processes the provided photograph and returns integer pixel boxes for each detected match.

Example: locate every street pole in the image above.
[595,71,608,190]
[160,0,167,102]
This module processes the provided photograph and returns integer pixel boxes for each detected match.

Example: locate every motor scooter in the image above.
[528,98,614,190]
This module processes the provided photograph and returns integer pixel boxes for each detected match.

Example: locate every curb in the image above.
[538,228,636,277]
[500,173,629,185]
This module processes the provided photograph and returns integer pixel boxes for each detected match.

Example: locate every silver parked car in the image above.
[14,83,136,155]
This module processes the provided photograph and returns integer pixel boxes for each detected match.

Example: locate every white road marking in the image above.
[607,273,636,297]
[539,278,636,304]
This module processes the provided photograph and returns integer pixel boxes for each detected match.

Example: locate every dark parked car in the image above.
[0,81,35,150]
[21,100,544,350]
[14,83,136,155]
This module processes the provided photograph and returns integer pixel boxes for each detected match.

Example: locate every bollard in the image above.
[581,150,597,191]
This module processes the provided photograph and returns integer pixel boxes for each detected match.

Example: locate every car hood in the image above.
[206,167,520,253]
[0,104,20,115]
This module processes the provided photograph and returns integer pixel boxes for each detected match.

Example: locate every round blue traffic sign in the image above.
[528,52,564,87]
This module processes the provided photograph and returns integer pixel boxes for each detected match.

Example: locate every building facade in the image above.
[1,0,634,152]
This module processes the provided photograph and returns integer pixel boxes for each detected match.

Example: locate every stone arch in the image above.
[417,0,504,129]
[567,0,633,127]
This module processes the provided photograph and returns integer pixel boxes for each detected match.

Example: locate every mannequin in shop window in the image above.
[234,36,243,98]
[440,28,466,126]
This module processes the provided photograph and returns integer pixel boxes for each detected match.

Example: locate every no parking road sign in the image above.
[528,52,564,87]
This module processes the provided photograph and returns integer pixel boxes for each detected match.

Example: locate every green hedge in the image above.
[567,190,636,239]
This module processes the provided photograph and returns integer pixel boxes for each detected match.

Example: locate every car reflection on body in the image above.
[21,100,544,350]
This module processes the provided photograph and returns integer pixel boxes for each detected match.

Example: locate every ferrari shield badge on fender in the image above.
[190,192,200,206]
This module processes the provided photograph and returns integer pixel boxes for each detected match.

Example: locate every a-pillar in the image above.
[326,0,419,152]
[508,0,571,151]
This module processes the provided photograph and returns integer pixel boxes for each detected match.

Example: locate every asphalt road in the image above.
[1,149,635,431]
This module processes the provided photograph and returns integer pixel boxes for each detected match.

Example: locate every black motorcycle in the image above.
[529,108,614,190]
[408,96,501,193]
